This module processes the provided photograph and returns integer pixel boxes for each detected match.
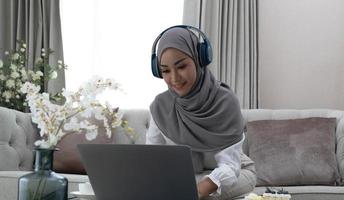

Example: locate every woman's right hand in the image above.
[197,177,218,199]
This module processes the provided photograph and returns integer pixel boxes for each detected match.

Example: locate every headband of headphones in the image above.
[151,25,213,78]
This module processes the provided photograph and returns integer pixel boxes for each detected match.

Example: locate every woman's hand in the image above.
[197,177,218,199]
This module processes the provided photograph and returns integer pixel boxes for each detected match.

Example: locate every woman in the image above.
[147,25,256,200]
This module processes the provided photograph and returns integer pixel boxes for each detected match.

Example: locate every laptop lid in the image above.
[77,144,199,200]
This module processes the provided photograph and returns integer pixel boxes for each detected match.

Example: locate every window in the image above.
[60,0,184,109]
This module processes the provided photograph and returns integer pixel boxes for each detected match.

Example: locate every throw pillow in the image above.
[53,129,114,174]
[246,117,340,186]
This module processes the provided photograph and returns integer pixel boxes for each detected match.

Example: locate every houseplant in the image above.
[17,76,136,200]
[0,41,65,112]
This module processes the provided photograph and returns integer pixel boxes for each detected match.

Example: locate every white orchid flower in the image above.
[20,69,28,81]
[20,76,132,149]
[2,91,12,100]
[11,71,20,79]
[81,107,93,118]
[20,82,40,95]
[10,64,17,70]
[85,129,98,141]
[32,71,43,81]
[106,127,112,138]
[64,117,80,131]
[0,74,6,80]
[36,71,43,76]
[35,134,58,148]
[49,71,58,79]
[34,140,47,148]
[12,53,20,60]
[106,78,121,90]
[5,79,15,88]
[94,107,105,120]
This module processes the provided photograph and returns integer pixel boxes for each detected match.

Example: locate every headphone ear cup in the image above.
[198,42,212,67]
[151,54,162,78]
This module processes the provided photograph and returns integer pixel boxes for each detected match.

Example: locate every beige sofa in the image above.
[0,106,343,200]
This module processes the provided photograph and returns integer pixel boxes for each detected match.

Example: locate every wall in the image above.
[259,0,344,109]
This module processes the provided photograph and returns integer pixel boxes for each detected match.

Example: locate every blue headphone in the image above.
[151,25,213,78]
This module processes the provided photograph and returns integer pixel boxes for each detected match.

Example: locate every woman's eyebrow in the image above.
[174,57,187,65]
[160,57,188,67]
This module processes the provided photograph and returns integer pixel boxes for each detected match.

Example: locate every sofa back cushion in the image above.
[53,109,150,174]
[241,109,344,185]
[246,116,340,186]
[0,107,37,171]
[53,129,115,174]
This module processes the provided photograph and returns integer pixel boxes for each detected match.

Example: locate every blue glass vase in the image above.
[18,148,68,200]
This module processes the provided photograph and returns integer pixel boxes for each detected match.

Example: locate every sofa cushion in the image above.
[246,117,340,186]
[0,107,37,171]
[53,130,114,174]
[53,109,151,174]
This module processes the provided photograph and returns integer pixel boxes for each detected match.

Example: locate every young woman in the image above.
[147,25,256,200]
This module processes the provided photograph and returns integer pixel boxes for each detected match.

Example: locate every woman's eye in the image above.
[177,64,186,69]
[161,69,170,73]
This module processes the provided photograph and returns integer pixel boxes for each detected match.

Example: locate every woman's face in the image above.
[160,48,197,97]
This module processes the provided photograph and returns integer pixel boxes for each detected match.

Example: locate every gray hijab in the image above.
[150,27,244,158]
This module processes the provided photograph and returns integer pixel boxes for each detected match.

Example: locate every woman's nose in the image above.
[171,70,181,82]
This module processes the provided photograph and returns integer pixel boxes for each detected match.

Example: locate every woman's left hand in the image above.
[197,177,218,199]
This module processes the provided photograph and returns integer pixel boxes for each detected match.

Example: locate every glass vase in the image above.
[18,148,68,200]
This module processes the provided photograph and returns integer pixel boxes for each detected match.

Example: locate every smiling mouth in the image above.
[172,83,186,90]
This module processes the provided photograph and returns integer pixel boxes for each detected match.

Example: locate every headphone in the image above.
[151,25,213,78]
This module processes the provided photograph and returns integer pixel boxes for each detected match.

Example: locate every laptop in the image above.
[77,144,199,200]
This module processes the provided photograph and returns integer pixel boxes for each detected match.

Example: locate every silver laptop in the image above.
[77,144,199,200]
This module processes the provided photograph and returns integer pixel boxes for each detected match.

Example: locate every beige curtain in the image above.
[0,0,65,94]
[183,0,258,109]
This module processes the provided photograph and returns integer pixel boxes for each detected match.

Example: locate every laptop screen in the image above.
[77,144,199,200]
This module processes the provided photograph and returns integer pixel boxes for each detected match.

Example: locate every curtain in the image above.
[0,0,65,94]
[183,0,258,109]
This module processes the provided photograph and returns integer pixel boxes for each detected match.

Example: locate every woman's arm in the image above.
[198,136,244,198]
[146,114,167,145]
